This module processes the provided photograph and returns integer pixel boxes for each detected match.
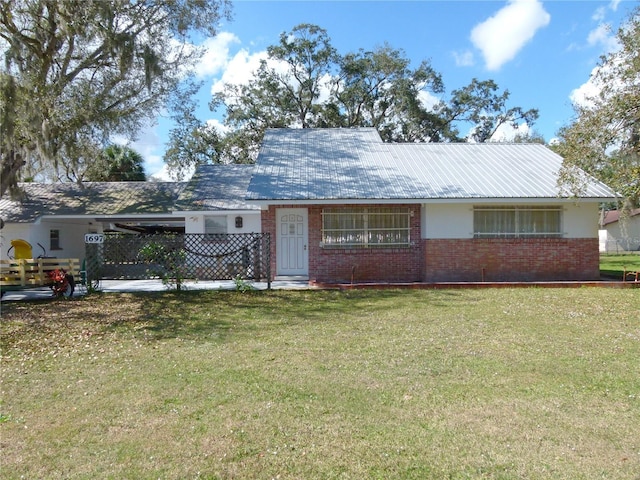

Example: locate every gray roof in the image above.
[175,164,259,211]
[247,128,617,202]
[0,182,186,223]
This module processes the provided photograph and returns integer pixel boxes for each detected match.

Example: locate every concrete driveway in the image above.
[1,278,313,302]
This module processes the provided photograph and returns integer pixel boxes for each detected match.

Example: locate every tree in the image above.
[199,23,539,168]
[163,81,224,179]
[0,0,231,197]
[85,145,146,182]
[435,78,539,143]
[326,44,444,142]
[554,7,639,207]
[510,130,546,144]
[208,24,336,164]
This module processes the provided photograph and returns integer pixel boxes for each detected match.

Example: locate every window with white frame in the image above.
[473,206,563,238]
[50,229,61,250]
[322,207,412,248]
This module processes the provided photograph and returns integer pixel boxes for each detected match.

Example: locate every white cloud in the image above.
[570,56,625,110]
[570,68,601,109]
[452,50,475,67]
[570,9,624,110]
[209,49,331,116]
[592,6,607,22]
[418,90,441,111]
[470,0,550,71]
[490,122,531,142]
[205,118,230,135]
[194,32,240,79]
[609,0,621,11]
[210,49,269,95]
[150,163,194,182]
[586,23,619,52]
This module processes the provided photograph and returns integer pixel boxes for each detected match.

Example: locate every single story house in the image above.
[247,128,617,283]
[0,165,260,262]
[599,208,640,253]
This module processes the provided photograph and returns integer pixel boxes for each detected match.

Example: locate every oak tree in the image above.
[554,7,639,207]
[0,0,231,196]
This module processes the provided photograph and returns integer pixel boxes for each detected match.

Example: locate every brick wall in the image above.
[263,206,601,283]
[424,238,600,282]
[309,205,423,283]
[262,204,424,283]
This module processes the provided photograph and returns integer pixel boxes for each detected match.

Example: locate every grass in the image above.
[600,253,640,279]
[1,288,639,479]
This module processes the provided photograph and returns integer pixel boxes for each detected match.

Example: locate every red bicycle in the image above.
[48,268,75,298]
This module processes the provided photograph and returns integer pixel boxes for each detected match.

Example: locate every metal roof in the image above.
[247,128,617,202]
[0,181,186,223]
[175,164,259,211]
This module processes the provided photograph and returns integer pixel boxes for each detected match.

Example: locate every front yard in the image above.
[1,289,639,479]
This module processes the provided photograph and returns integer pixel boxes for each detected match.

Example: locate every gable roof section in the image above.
[602,208,640,226]
[175,164,259,211]
[0,181,186,223]
[247,128,617,202]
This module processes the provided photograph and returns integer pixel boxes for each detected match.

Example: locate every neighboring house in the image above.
[0,165,260,262]
[599,208,640,253]
[247,128,617,283]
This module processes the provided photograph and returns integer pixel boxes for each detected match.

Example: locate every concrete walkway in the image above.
[1,278,313,302]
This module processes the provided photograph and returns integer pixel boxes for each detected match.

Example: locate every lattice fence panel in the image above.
[87,233,270,282]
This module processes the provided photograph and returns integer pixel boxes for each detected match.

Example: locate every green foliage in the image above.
[0,0,231,196]
[330,44,445,142]
[232,274,256,292]
[138,240,188,291]
[163,82,223,179]
[435,78,539,143]
[554,7,640,207]
[85,144,146,182]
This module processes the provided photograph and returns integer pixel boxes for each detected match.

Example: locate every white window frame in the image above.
[473,206,563,238]
[50,229,61,250]
[321,207,412,248]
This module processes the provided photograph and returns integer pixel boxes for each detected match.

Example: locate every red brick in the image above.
[262,206,601,282]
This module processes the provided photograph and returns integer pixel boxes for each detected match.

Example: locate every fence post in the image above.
[84,242,102,289]
[266,233,271,290]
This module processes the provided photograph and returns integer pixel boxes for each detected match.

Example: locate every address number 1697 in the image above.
[84,234,105,244]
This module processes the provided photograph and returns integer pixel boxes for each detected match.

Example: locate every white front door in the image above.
[276,208,308,277]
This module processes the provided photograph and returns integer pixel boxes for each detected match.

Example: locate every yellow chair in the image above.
[11,239,33,259]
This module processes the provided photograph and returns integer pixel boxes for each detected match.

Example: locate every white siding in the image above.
[422,202,600,239]
[603,216,640,252]
[184,213,261,235]
[1,224,31,260]
[422,204,473,239]
[1,220,97,261]
[562,203,600,239]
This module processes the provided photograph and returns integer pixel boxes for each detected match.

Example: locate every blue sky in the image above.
[138,0,636,179]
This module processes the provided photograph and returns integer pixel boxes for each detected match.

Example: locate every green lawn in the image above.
[2,288,639,479]
[600,253,640,279]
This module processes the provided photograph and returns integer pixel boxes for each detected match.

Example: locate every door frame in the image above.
[275,208,309,277]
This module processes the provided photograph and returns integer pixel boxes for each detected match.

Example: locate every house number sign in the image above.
[84,234,105,244]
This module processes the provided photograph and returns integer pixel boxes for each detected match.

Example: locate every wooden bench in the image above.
[0,258,80,291]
